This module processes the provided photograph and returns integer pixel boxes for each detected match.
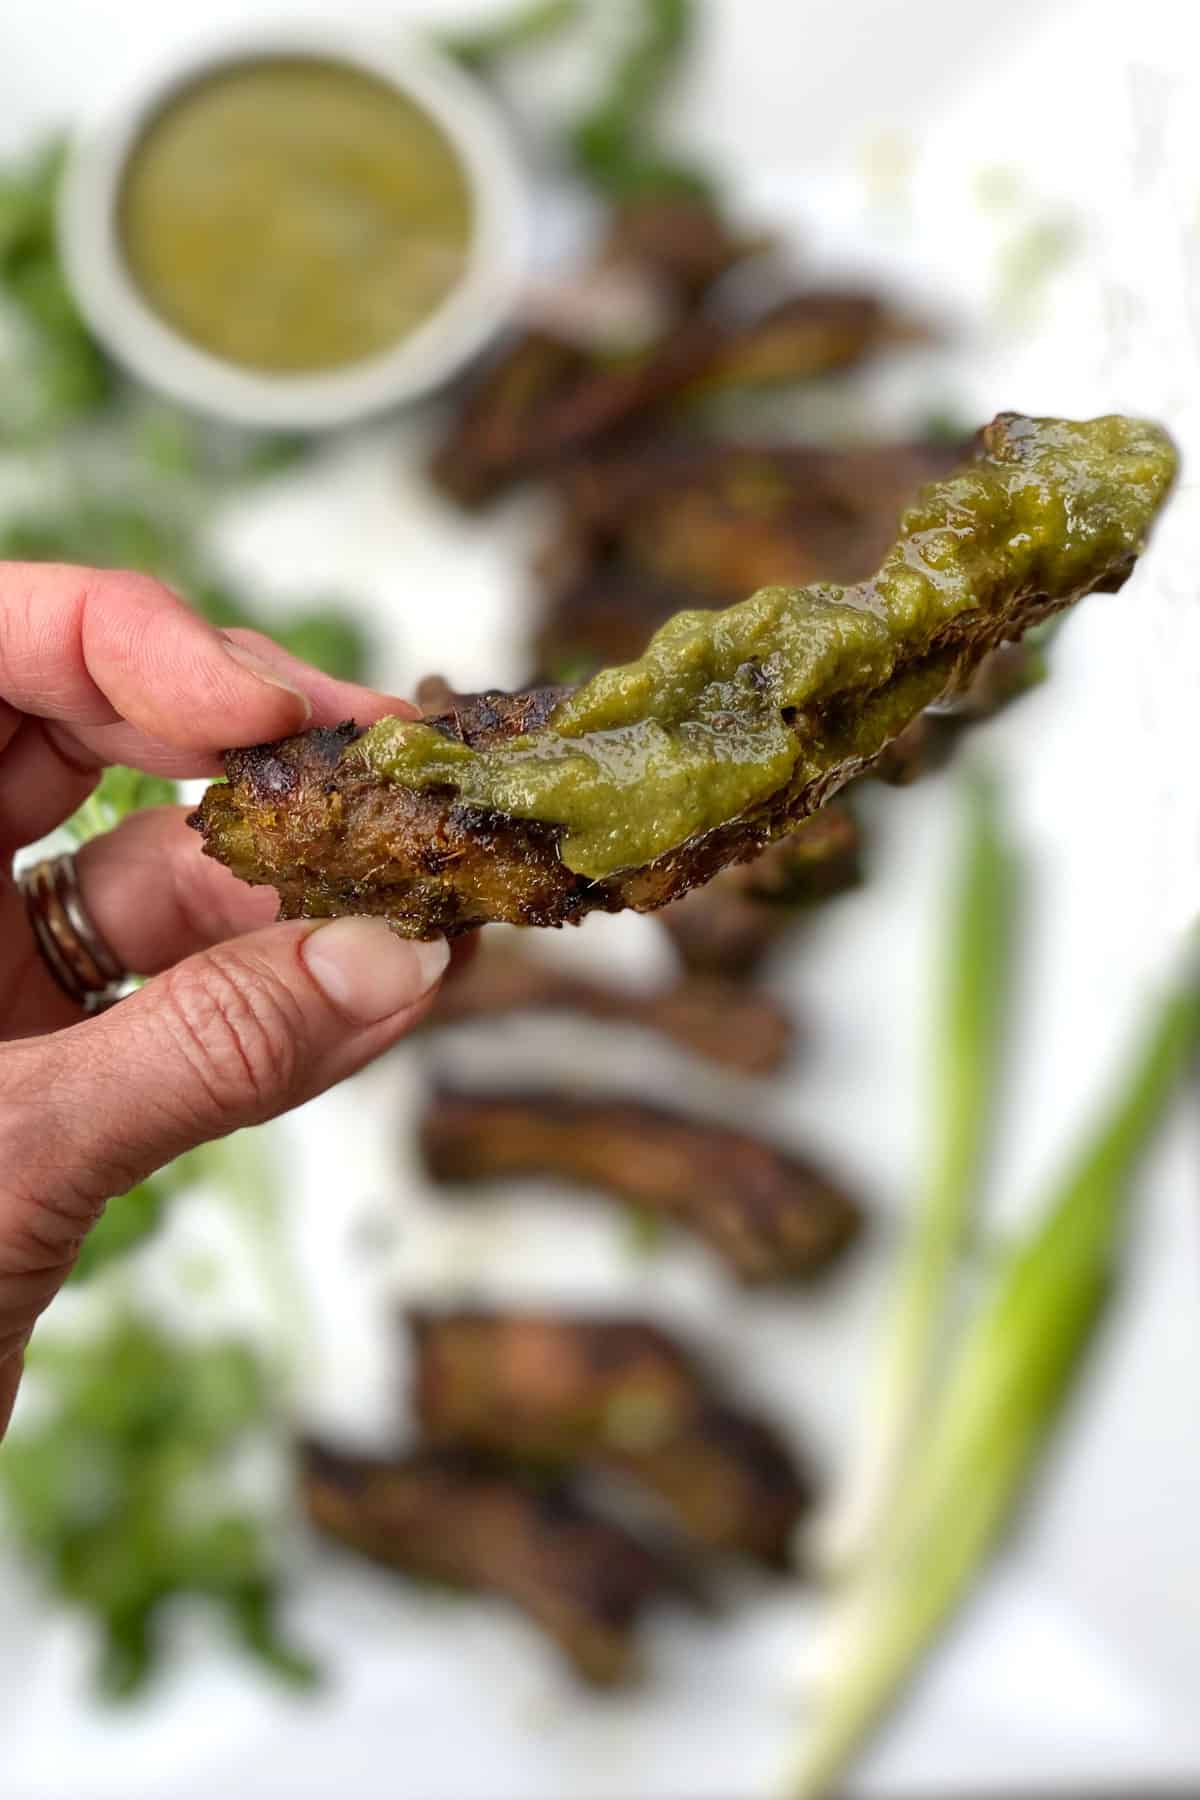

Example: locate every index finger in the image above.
[43,625,418,780]
[0,563,417,849]
[0,562,310,751]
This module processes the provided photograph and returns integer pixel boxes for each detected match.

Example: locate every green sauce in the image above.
[119,57,474,373]
[353,414,1176,878]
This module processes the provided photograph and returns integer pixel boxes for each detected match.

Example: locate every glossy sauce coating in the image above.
[354,415,1176,878]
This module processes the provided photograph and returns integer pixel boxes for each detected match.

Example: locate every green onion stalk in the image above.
[784,931,1199,1799]
[815,774,1018,1575]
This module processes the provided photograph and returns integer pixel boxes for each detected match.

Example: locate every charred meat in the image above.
[301,1441,670,1684]
[193,417,1175,939]
[417,1088,863,1282]
[411,1310,813,1561]
[431,291,920,506]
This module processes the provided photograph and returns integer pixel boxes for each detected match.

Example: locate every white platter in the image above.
[1,1,1198,1796]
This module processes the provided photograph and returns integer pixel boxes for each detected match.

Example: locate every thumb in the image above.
[0,919,447,1369]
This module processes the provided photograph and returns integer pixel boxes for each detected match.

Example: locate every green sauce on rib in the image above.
[354,416,1176,878]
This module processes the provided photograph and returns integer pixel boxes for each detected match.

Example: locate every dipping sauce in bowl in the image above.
[59,27,527,427]
[119,57,474,374]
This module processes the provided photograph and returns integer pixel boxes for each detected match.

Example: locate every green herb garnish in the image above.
[0,1314,316,1698]
[568,0,713,200]
[443,0,584,68]
[0,139,110,440]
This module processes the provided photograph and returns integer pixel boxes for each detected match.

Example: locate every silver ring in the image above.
[18,852,129,1013]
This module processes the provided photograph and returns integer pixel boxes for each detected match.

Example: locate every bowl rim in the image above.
[58,20,530,429]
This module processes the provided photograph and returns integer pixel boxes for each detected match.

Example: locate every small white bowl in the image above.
[58,22,529,430]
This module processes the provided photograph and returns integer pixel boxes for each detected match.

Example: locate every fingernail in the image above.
[302,918,450,1024]
[222,638,312,721]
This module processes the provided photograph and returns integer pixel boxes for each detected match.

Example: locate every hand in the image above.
[0,564,449,1435]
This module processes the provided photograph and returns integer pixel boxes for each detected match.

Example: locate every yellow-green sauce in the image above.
[352,415,1177,879]
[119,57,474,373]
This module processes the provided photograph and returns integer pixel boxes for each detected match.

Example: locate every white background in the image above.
[2,1,1199,1796]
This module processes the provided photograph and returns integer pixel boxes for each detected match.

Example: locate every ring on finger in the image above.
[18,852,130,1014]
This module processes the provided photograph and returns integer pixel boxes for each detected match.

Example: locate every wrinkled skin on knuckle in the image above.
[159,947,307,1127]
[0,1050,100,1250]
[3,1028,152,1207]
[0,1348,24,1438]
[0,1061,69,1435]
[0,1244,74,1346]
[0,1120,88,1348]
[0,1191,93,1308]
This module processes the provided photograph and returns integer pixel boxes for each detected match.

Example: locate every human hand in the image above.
[0,564,449,1435]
